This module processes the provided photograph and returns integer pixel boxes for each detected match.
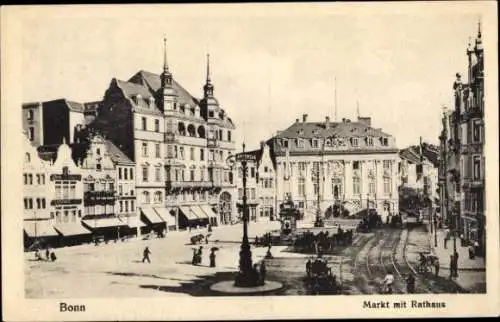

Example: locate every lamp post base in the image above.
[234,242,260,287]
[314,218,324,228]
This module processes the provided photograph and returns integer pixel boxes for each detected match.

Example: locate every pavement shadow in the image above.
[139,271,238,296]
[105,271,168,280]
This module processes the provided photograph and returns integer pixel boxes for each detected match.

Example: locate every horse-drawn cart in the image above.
[417,252,438,273]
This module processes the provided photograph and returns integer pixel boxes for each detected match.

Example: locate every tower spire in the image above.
[206,53,212,84]
[478,20,482,39]
[163,36,169,73]
[334,76,338,122]
[356,100,360,118]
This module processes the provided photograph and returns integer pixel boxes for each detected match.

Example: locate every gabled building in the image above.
[90,40,236,229]
[235,142,277,223]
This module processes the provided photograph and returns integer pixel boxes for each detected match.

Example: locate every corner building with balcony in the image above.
[271,114,399,222]
[91,42,236,229]
[440,24,485,255]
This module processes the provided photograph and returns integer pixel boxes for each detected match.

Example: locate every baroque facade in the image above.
[271,114,399,222]
[439,23,485,255]
[90,40,236,229]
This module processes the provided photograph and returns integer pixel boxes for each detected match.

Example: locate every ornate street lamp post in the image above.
[227,143,259,287]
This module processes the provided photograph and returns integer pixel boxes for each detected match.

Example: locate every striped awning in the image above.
[82,217,126,229]
[191,206,209,219]
[140,207,164,224]
[201,205,218,218]
[153,207,172,223]
[179,206,198,221]
[54,223,91,236]
[24,220,58,238]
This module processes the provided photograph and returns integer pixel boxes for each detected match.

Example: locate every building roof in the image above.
[399,148,421,164]
[399,142,439,167]
[274,120,390,139]
[104,140,134,165]
[129,70,200,108]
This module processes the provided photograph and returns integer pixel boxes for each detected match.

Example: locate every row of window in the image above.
[139,117,232,142]
[23,173,46,185]
[55,181,78,199]
[461,155,483,181]
[261,178,274,189]
[54,210,82,223]
[83,182,115,192]
[118,168,134,180]
[281,137,390,149]
[143,165,233,184]
[238,188,257,200]
[296,177,392,196]
[24,198,46,210]
[118,200,135,213]
[142,190,214,203]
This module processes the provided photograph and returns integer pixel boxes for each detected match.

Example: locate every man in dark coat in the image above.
[406,273,416,293]
[142,246,151,263]
[209,250,216,267]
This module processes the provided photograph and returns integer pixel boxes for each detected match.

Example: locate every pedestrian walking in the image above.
[142,246,151,263]
[197,246,203,265]
[453,251,459,277]
[434,257,440,277]
[259,261,267,285]
[50,250,57,262]
[45,247,50,261]
[192,248,198,265]
[265,244,273,259]
[449,254,455,279]
[209,250,216,267]
[406,273,416,293]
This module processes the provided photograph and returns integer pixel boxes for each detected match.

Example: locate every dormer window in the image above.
[298,129,304,135]
[351,138,359,147]
[312,139,319,148]
[382,137,389,146]
[296,138,305,148]
[134,94,142,105]
[148,97,155,108]
[283,139,289,149]
[367,137,374,146]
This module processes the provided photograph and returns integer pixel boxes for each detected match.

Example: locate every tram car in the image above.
[279,199,301,235]
[402,209,423,227]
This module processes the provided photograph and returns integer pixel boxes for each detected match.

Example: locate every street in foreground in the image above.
[25,221,485,298]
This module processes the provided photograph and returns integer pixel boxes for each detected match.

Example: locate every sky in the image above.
[17,4,487,151]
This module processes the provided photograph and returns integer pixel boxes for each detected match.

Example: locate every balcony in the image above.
[51,198,82,206]
[207,138,219,148]
[165,180,213,191]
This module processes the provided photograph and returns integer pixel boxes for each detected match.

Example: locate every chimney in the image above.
[357,116,372,127]
[325,116,330,129]
[342,118,346,123]
[302,114,308,122]
[296,118,299,123]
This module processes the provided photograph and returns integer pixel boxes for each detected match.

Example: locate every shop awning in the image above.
[24,220,58,238]
[179,206,198,221]
[201,205,218,218]
[140,207,164,224]
[54,223,91,236]
[82,217,127,229]
[153,207,173,223]
[191,206,209,219]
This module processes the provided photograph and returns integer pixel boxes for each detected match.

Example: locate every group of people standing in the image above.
[191,246,218,267]
[34,247,57,262]
[294,228,353,254]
